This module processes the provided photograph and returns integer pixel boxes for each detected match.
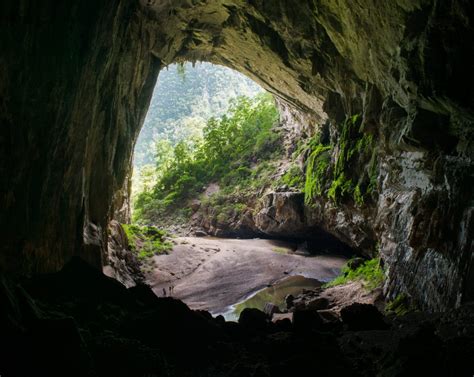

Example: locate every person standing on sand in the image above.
[162,288,167,297]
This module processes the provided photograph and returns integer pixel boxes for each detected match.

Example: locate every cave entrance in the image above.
[124,62,349,319]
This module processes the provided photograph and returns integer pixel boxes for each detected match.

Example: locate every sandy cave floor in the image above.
[146,236,347,314]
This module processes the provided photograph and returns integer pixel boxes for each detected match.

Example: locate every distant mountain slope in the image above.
[133,62,263,168]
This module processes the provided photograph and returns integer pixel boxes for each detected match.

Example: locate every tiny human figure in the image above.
[162,288,167,297]
[169,286,172,296]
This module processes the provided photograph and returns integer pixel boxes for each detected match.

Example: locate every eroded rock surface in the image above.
[103,220,143,288]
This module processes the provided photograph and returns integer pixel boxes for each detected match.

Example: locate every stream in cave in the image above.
[145,236,347,320]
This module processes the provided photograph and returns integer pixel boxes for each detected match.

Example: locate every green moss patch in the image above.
[385,294,418,316]
[324,257,384,290]
[303,114,379,207]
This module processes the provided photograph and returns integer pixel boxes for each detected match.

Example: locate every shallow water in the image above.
[219,275,321,321]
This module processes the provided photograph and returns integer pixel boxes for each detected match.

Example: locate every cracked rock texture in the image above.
[1,0,473,311]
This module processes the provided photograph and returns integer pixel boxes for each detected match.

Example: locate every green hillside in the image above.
[134,62,263,168]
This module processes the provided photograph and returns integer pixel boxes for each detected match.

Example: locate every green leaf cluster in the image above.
[278,164,305,190]
[323,257,384,290]
[385,294,418,316]
[122,224,172,260]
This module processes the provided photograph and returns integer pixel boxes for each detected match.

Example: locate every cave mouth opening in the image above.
[121,61,353,318]
[2,2,474,374]
[130,60,265,225]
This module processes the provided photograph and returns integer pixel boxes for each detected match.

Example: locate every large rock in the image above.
[254,192,306,236]
[104,220,144,288]
[340,303,387,331]
[238,308,269,333]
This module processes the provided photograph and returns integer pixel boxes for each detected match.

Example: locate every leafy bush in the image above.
[324,257,384,290]
[122,224,172,260]
[279,164,305,190]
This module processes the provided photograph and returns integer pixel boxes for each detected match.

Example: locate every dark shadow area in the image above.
[2,257,473,377]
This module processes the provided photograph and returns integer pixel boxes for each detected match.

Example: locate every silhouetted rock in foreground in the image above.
[239,308,269,333]
[1,257,473,376]
[340,303,388,331]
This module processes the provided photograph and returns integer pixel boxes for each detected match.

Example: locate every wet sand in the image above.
[147,237,347,314]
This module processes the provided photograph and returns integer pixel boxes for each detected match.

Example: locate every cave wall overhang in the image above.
[0,0,473,311]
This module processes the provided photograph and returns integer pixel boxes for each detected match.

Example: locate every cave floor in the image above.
[146,236,346,313]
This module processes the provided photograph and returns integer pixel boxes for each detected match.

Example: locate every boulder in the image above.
[285,294,294,309]
[254,192,306,236]
[317,310,340,323]
[104,221,144,288]
[306,297,330,311]
[293,310,324,332]
[238,308,268,333]
[340,303,387,331]
[272,312,293,323]
[194,230,208,237]
[263,302,282,316]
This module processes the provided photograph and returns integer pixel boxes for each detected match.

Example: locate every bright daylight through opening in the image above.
[126,62,351,320]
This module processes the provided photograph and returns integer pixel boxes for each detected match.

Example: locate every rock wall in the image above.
[0,1,160,273]
[104,220,144,288]
[1,0,472,310]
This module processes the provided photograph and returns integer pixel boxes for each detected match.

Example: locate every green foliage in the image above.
[385,294,419,316]
[134,62,263,168]
[329,115,361,203]
[122,224,172,260]
[353,184,364,206]
[214,202,247,224]
[272,247,288,254]
[134,93,280,223]
[304,141,332,205]
[327,172,353,204]
[279,165,305,190]
[303,113,379,206]
[367,148,378,195]
[324,258,384,290]
[330,114,379,204]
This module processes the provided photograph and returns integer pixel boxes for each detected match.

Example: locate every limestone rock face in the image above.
[254,192,306,237]
[0,2,161,273]
[1,0,473,311]
[104,220,143,288]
